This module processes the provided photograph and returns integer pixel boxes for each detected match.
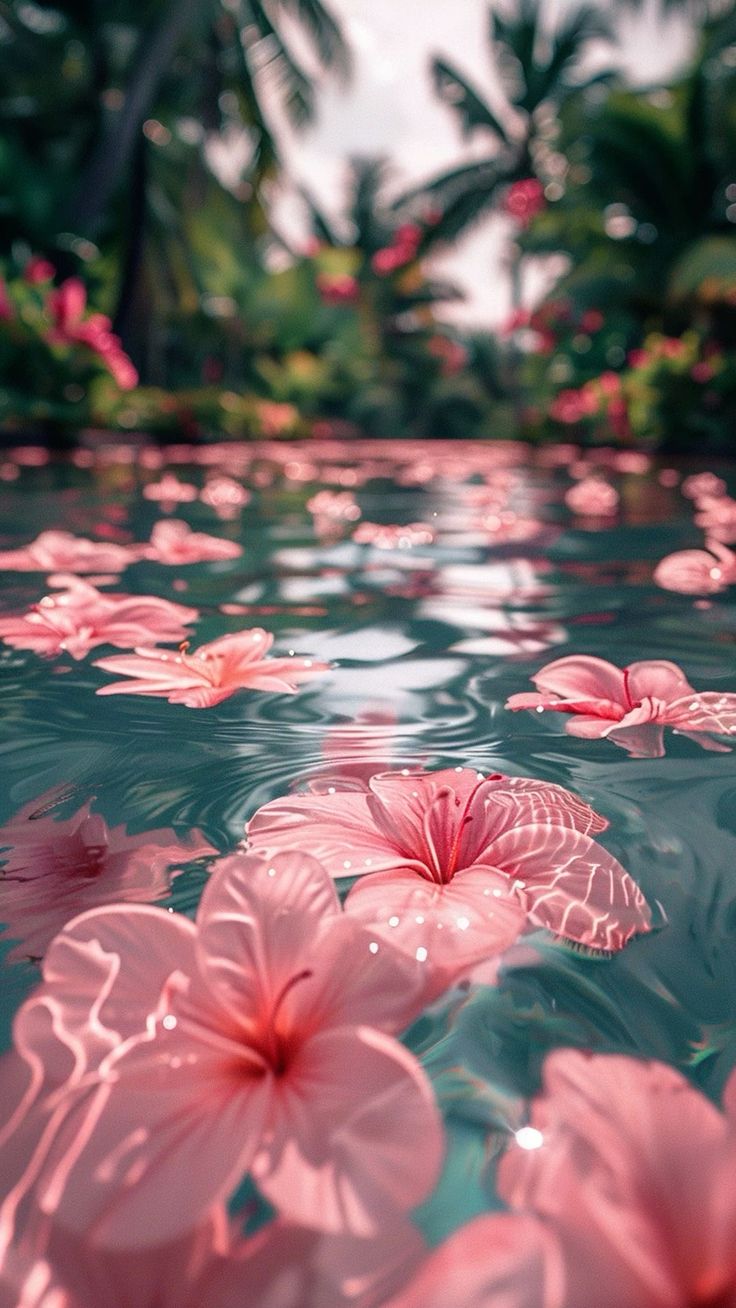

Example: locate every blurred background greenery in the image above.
[1,0,735,448]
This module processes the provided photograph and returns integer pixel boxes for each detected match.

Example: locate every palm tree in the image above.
[0,0,349,375]
[402,1,613,245]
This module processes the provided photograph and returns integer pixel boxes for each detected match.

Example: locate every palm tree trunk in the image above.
[66,0,205,238]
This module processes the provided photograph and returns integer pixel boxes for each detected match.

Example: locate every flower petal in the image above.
[384,1213,564,1308]
[488,825,650,951]
[532,656,627,705]
[345,866,526,991]
[253,1025,443,1236]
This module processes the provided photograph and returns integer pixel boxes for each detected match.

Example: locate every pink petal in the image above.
[665,692,736,738]
[384,1213,564,1308]
[624,661,692,704]
[487,825,650,951]
[39,1047,271,1247]
[499,1051,736,1308]
[345,866,526,990]
[531,656,627,706]
[246,791,395,878]
[196,851,340,1019]
[254,1025,443,1236]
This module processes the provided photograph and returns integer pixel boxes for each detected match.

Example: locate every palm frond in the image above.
[431,57,512,145]
[274,0,350,78]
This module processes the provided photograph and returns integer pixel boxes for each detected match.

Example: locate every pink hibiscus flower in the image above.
[498,1050,736,1308]
[0,1206,425,1308]
[0,579,198,659]
[385,1213,563,1308]
[506,655,736,756]
[145,519,242,565]
[653,540,736,595]
[0,791,214,962]
[246,768,650,988]
[1,851,442,1248]
[94,629,329,707]
[0,532,140,575]
[46,280,138,390]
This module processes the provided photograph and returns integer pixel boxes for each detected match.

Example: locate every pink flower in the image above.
[0,279,13,322]
[2,851,442,1247]
[693,496,736,543]
[682,472,727,500]
[0,790,214,962]
[94,629,329,707]
[145,520,242,565]
[0,531,140,575]
[306,490,361,522]
[246,768,650,988]
[0,1205,426,1308]
[199,478,250,517]
[653,540,736,595]
[142,475,198,508]
[564,479,619,516]
[24,257,55,285]
[352,522,436,549]
[503,178,546,226]
[316,273,360,304]
[506,655,736,756]
[385,1213,563,1308]
[497,1050,736,1308]
[46,280,138,390]
[0,579,198,659]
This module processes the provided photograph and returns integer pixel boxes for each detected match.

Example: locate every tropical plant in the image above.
[0,0,349,375]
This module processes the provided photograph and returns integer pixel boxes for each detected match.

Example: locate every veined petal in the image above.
[487,825,650,951]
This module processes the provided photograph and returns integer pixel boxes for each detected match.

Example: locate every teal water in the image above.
[1,438,735,1243]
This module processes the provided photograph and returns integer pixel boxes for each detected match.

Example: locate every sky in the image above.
[268,0,696,328]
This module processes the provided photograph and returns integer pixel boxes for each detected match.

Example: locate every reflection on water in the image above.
[1,437,735,1244]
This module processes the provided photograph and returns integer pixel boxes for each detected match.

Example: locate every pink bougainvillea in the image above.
[506,655,736,756]
[0,791,213,961]
[94,629,329,707]
[246,767,650,988]
[0,852,442,1248]
[0,579,198,659]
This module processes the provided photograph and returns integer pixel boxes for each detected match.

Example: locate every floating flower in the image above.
[498,1050,736,1308]
[506,655,736,756]
[385,1213,563,1308]
[142,475,198,509]
[0,791,214,962]
[693,495,736,543]
[246,768,650,988]
[2,852,442,1247]
[0,1205,426,1308]
[0,531,140,575]
[653,540,736,595]
[94,630,329,707]
[352,523,436,550]
[564,479,619,517]
[199,477,251,517]
[145,519,242,565]
[681,472,727,500]
[0,579,198,659]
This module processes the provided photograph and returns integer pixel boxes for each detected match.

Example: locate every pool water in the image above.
[1,437,736,1294]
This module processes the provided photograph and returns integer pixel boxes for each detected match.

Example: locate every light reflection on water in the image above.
[0,438,735,1240]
